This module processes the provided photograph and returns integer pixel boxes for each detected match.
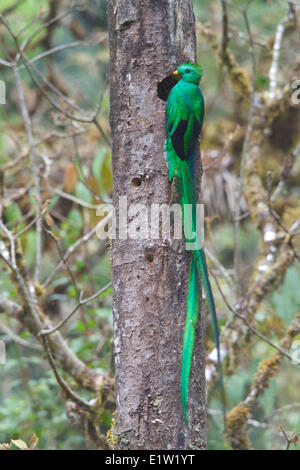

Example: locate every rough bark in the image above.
[108,0,206,450]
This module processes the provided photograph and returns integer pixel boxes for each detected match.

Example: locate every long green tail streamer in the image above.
[179,161,226,426]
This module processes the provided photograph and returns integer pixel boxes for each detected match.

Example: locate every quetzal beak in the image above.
[173,70,181,80]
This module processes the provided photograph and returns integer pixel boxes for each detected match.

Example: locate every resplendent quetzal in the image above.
[164,63,225,425]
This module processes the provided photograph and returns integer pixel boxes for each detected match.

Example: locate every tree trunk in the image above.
[107,0,206,450]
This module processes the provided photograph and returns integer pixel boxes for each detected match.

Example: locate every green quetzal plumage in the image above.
[164,63,225,425]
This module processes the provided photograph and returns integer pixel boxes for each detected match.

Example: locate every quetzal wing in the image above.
[185,89,205,158]
[166,90,188,160]
[172,113,200,161]
[166,89,203,161]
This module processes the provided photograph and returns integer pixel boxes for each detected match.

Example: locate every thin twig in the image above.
[208,409,268,428]
[268,20,286,101]
[210,268,300,364]
[279,425,300,450]
[42,334,91,410]
[0,58,12,67]
[12,63,42,283]
[14,217,38,239]
[219,0,229,59]
[233,0,256,296]
[206,247,234,290]
[1,129,85,172]
[45,228,80,299]
[43,186,101,209]
[39,282,112,336]
[17,36,107,71]
[0,321,41,350]
[0,226,106,393]
[0,14,111,146]
[17,5,75,44]
[43,212,112,287]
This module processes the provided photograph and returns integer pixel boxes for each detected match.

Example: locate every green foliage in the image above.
[1,0,299,452]
[0,0,111,448]
[0,356,86,449]
[24,230,37,268]
[74,181,93,204]
[272,266,300,328]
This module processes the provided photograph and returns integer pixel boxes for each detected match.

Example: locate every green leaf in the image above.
[75,320,86,333]
[74,181,92,204]
[92,148,107,186]
[24,230,36,268]
[272,266,300,328]
[48,195,60,210]
[4,203,22,224]
[73,154,84,181]
[92,148,112,200]
[68,209,83,228]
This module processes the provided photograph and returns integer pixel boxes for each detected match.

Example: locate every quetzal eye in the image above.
[186,69,190,73]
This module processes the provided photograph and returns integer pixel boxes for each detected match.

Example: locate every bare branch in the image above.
[43,212,112,287]
[0,14,111,147]
[0,321,41,351]
[228,0,257,295]
[43,186,102,209]
[219,0,229,60]
[42,334,92,411]
[17,35,107,71]
[12,64,42,283]
[210,267,299,364]
[39,282,112,337]
[268,21,286,101]
[45,227,80,298]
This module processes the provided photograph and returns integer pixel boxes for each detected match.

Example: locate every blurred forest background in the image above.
[0,0,300,450]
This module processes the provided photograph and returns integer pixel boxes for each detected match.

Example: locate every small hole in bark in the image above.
[145,253,154,264]
[132,177,142,188]
[146,297,149,302]
[157,73,181,102]
[137,275,140,280]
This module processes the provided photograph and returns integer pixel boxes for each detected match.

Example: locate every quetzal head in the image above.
[175,63,203,84]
